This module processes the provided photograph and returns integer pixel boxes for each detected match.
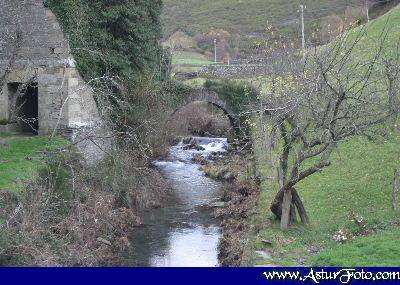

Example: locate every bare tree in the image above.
[254,19,398,229]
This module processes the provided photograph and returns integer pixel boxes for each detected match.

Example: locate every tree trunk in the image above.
[270,188,284,218]
[271,187,309,228]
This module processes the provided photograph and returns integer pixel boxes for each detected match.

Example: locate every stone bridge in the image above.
[173,88,236,125]
[172,87,258,136]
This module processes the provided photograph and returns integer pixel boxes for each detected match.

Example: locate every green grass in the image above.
[171,50,214,74]
[247,6,400,266]
[173,58,213,66]
[172,51,213,66]
[0,135,68,192]
[312,229,400,267]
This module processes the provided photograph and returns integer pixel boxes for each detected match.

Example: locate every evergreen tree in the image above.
[47,0,164,80]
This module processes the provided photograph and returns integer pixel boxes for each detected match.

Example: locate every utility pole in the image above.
[214,38,217,64]
[365,0,370,22]
[300,5,306,58]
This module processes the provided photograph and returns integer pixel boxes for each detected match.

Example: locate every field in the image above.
[172,51,213,65]
[246,5,400,266]
[172,51,214,73]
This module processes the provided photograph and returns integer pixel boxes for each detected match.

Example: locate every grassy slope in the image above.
[249,6,400,266]
[162,0,361,37]
[0,135,67,192]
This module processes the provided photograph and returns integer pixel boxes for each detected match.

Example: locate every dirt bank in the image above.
[201,148,260,266]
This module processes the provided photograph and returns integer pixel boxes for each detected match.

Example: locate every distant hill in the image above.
[162,0,398,40]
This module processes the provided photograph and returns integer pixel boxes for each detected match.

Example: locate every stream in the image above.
[124,137,228,267]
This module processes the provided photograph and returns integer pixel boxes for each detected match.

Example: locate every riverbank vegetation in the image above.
[0,138,170,265]
[199,145,260,266]
[251,133,400,266]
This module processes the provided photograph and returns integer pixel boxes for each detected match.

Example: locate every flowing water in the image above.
[124,137,228,267]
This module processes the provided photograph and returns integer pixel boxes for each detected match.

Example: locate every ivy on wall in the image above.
[203,79,258,138]
[203,80,258,115]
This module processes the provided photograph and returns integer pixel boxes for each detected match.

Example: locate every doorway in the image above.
[8,82,39,134]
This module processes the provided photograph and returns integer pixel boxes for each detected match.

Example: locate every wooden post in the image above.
[293,189,309,224]
[393,169,400,212]
[280,188,292,229]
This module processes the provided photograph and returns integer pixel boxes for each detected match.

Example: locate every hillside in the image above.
[163,0,399,72]
[162,0,397,38]
[249,5,400,266]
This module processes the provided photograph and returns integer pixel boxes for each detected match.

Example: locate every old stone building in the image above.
[0,0,100,135]
[0,0,110,164]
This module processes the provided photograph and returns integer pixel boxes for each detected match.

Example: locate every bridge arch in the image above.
[170,86,259,138]
[171,88,236,123]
